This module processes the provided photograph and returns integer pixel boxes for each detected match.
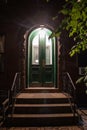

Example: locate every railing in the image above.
[0,90,10,126]
[62,72,77,119]
[9,72,21,105]
[0,72,21,126]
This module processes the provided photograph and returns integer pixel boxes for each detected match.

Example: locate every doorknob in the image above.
[42,59,45,68]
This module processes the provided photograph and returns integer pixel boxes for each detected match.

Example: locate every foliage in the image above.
[76,67,87,86]
[57,0,87,87]
[46,0,87,87]
[47,0,87,56]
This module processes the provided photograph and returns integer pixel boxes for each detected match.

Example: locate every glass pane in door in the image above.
[32,35,39,65]
[45,35,52,65]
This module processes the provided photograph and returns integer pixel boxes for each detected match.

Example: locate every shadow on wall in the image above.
[76,84,87,108]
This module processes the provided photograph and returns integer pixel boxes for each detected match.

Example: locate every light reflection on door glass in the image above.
[45,35,52,65]
[32,35,39,65]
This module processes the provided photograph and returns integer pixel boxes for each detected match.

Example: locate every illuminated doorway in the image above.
[27,27,57,87]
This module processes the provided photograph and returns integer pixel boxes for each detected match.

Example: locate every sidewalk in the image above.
[78,108,87,130]
[0,126,84,130]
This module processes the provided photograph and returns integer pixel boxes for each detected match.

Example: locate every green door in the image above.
[27,27,56,87]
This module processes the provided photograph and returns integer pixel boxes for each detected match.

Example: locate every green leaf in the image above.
[84,75,87,82]
[60,9,68,15]
[85,83,87,87]
[52,16,58,21]
[76,77,84,84]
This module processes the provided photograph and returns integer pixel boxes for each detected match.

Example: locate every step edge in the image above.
[14,103,72,107]
[8,113,77,118]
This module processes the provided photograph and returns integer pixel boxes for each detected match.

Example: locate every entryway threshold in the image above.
[23,87,59,93]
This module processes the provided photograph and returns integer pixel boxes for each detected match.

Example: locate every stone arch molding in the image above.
[22,25,61,89]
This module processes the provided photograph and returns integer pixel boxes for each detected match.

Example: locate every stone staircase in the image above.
[5,87,78,127]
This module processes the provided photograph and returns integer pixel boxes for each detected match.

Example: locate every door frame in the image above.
[26,25,58,88]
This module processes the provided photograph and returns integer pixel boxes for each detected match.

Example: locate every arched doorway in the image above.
[27,26,57,87]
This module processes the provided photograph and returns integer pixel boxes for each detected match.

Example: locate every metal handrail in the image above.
[0,72,21,126]
[0,90,10,126]
[11,72,21,95]
[66,72,76,90]
[9,72,21,117]
[10,72,21,105]
[62,72,77,119]
[11,73,18,91]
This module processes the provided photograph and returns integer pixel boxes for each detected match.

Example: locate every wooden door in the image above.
[27,28,56,87]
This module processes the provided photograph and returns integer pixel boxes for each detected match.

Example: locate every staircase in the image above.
[5,87,78,127]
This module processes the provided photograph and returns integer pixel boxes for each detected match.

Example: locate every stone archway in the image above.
[21,25,62,90]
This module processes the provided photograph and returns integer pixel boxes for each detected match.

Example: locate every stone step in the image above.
[5,91,78,127]
[22,87,59,93]
[6,113,78,127]
[13,103,73,114]
[16,98,70,104]
[15,93,72,104]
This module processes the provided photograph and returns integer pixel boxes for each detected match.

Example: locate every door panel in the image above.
[28,28,56,87]
[30,65,41,86]
[29,34,41,86]
[43,65,53,86]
